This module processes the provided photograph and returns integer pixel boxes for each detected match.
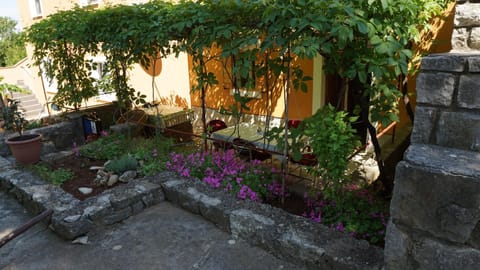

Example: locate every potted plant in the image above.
[1,98,42,164]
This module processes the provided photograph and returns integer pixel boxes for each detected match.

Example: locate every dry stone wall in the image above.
[452,0,480,51]
[385,49,480,270]
[386,4,480,267]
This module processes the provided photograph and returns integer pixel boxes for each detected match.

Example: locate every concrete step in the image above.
[9,93,44,120]
[19,99,40,107]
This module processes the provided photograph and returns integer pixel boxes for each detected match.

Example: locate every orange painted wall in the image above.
[190,51,314,120]
[190,2,456,125]
[402,2,456,127]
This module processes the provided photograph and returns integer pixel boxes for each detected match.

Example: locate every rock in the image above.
[64,215,82,223]
[89,166,104,171]
[97,170,108,177]
[95,170,109,186]
[72,236,89,245]
[119,170,137,183]
[107,174,119,186]
[78,187,93,195]
[112,245,123,250]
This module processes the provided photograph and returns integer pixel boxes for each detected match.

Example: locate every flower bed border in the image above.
[0,156,383,269]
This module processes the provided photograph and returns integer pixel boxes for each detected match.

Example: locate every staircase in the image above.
[10,92,45,120]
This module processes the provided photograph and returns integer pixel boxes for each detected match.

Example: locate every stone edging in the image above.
[0,156,383,269]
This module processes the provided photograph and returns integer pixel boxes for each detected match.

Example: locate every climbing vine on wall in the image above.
[26,0,452,192]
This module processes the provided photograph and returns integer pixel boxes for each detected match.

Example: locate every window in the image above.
[40,59,57,93]
[29,0,42,18]
[222,57,261,99]
[89,56,111,95]
[129,0,148,4]
[90,57,107,81]
[79,0,101,7]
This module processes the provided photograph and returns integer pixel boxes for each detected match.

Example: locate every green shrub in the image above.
[80,133,128,160]
[105,154,138,174]
[28,164,74,186]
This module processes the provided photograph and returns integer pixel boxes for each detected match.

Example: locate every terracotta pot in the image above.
[6,134,43,165]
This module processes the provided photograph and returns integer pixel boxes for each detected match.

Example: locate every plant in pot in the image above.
[1,98,42,164]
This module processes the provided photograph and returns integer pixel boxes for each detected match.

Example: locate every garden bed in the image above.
[0,128,385,268]
[0,156,383,269]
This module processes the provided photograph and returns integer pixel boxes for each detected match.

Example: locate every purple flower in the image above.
[335,222,345,232]
[152,148,158,157]
[181,168,190,177]
[101,130,109,137]
[72,142,80,158]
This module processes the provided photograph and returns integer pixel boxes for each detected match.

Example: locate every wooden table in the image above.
[211,122,280,153]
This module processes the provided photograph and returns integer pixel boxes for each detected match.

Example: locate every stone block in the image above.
[470,28,480,50]
[411,106,439,144]
[230,207,383,270]
[451,28,470,51]
[458,74,480,109]
[413,238,480,270]
[391,146,480,244]
[468,56,480,72]
[384,221,415,270]
[455,4,480,28]
[160,179,187,204]
[436,111,480,151]
[0,134,11,157]
[420,55,466,72]
[192,188,232,233]
[100,206,132,225]
[51,212,94,240]
[416,72,456,106]
[131,201,144,215]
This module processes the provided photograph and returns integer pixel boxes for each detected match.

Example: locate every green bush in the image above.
[80,133,128,160]
[28,164,74,186]
[105,154,138,174]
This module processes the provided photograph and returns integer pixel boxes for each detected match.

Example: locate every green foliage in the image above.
[131,136,174,176]
[306,185,389,245]
[1,98,28,135]
[79,133,174,176]
[267,105,360,198]
[26,0,451,123]
[0,17,26,67]
[25,120,42,130]
[27,8,99,110]
[105,154,138,174]
[303,105,360,198]
[28,164,74,186]
[0,76,29,96]
[79,133,128,160]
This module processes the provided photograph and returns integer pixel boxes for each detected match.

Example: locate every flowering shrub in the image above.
[166,149,283,202]
[303,184,389,245]
[166,149,388,245]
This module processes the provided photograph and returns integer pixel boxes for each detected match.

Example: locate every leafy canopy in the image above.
[26,0,451,120]
[0,17,26,67]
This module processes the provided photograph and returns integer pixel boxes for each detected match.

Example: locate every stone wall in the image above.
[384,53,480,269]
[452,0,480,51]
[0,113,85,157]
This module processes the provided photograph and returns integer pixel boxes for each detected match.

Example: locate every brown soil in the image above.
[48,155,118,200]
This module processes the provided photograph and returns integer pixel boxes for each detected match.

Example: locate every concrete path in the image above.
[0,192,300,270]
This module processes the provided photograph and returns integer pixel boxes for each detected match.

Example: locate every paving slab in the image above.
[0,192,299,270]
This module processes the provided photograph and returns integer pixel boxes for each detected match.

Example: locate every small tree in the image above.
[0,17,26,67]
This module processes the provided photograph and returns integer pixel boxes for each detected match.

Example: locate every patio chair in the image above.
[207,119,231,150]
[232,138,271,161]
[288,145,318,179]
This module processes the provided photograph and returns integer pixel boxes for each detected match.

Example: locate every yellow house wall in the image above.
[15,0,191,116]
